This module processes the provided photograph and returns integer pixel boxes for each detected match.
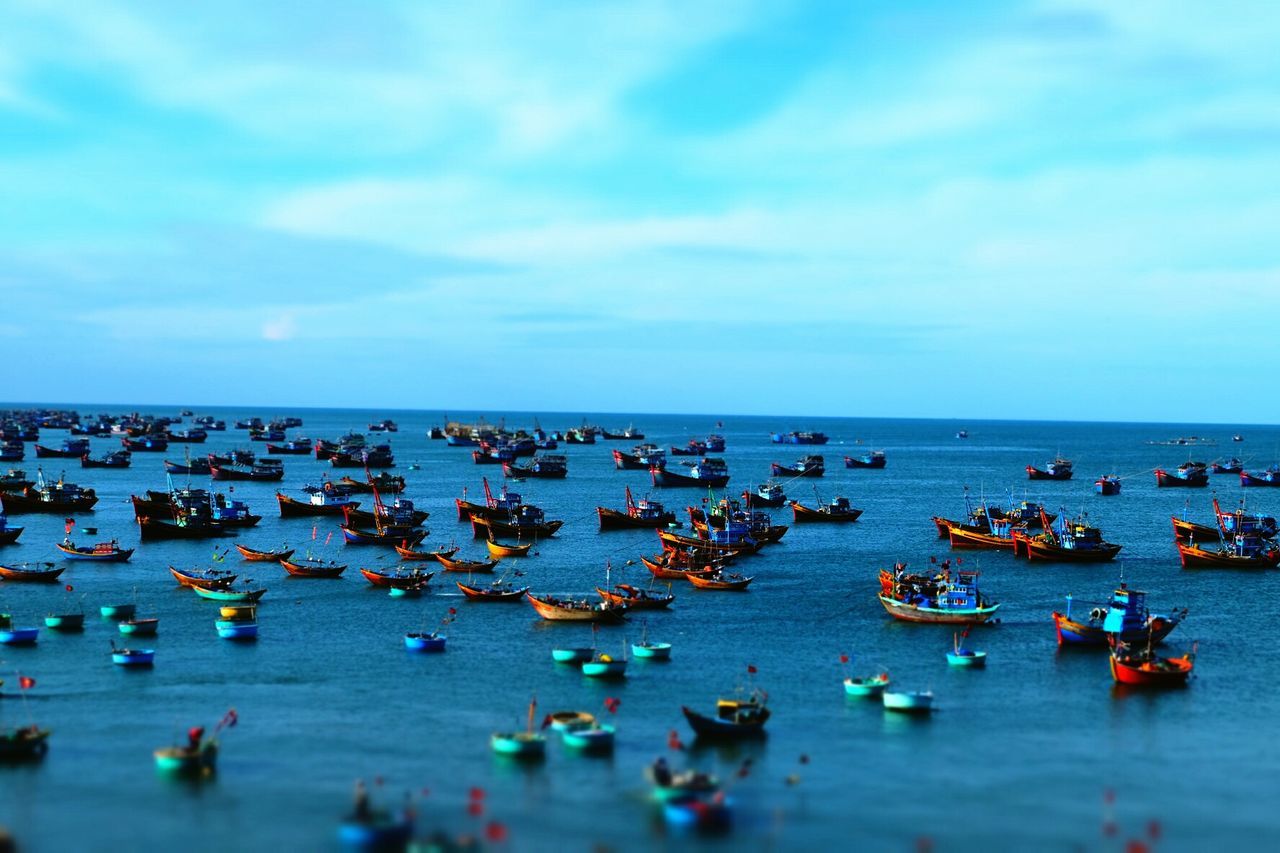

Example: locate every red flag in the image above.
[484,821,509,843]
[540,714,553,730]
[65,584,74,592]
[956,557,963,564]
[448,607,457,615]
[64,518,75,534]
[961,627,971,639]
[839,654,849,664]
[221,708,238,728]
[468,786,486,801]
[312,525,317,541]
[18,676,35,690]
[746,664,757,674]
[467,801,484,817]
[604,697,620,713]
[667,730,685,751]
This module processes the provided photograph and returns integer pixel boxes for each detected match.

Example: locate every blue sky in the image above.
[2,1,1278,421]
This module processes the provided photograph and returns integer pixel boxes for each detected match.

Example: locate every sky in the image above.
[1,1,1278,421]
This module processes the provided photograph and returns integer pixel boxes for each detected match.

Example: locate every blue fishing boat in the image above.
[561,723,616,753]
[1095,475,1121,495]
[581,652,627,679]
[118,617,159,636]
[34,438,91,458]
[771,454,825,478]
[1155,462,1209,487]
[1213,498,1278,538]
[100,602,137,620]
[682,691,769,739]
[1210,458,1243,474]
[215,620,258,640]
[55,538,134,561]
[882,690,934,713]
[945,631,986,667]
[1027,457,1073,480]
[650,458,730,488]
[0,513,23,546]
[0,614,38,645]
[843,673,890,697]
[404,632,447,652]
[1052,584,1186,646]
[844,450,886,469]
[491,697,548,759]
[878,566,1000,624]
[1241,465,1280,487]
[551,647,594,663]
[770,431,828,445]
[44,613,84,632]
[112,647,155,666]
[704,434,725,452]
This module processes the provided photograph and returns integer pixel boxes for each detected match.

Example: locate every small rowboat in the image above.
[581,653,627,679]
[527,593,628,623]
[112,648,155,666]
[44,613,85,632]
[547,711,595,731]
[280,557,347,578]
[456,580,529,602]
[882,690,933,713]
[169,566,238,589]
[946,649,986,667]
[551,647,594,663]
[436,555,498,573]
[154,742,218,777]
[561,724,615,753]
[632,641,672,660]
[359,567,435,589]
[118,617,159,636]
[687,572,754,591]
[55,540,134,562]
[404,632,447,652]
[1110,647,1194,687]
[844,674,890,697]
[485,539,532,558]
[219,605,256,621]
[0,727,51,761]
[235,544,295,562]
[0,562,66,583]
[215,621,258,640]
[393,544,459,562]
[99,603,137,620]
[0,617,39,645]
[490,732,546,759]
[193,585,266,603]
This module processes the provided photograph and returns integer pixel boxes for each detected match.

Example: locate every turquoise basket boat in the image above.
[404,632,446,652]
[118,618,159,636]
[100,603,136,620]
[581,656,628,679]
[561,724,615,753]
[44,613,85,632]
[112,648,155,666]
[882,690,933,713]
[195,586,266,603]
[490,732,546,759]
[946,649,987,667]
[632,641,672,660]
[215,621,258,640]
[843,674,890,697]
[154,742,218,777]
[551,647,593,664]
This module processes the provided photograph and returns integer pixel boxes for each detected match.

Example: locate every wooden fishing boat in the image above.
[1052,586,1186,646]
[1171,515,1219,542]
[121,435,168,452]
[845,451,887,469]
[192,585,267,602]
[1210,458,1243,474]
[527,593,628,623]
[0,562,66,582]
[597,486,678,530]
[947,519,1017,551]
[469,514,562,540]
[1156,463,1209,487]
[485,538,532,558]
[1020,512,1121,562]
[743,482,787,509]
[276,489,359,517]
[404,632,447,652]
[682,693,769,739]
[687,571,754,591]
[456,579,529,601]
[771,431,828,445]
[393,543,459,562]
[879,567,999,624]
[882,690,934,713]
[1177,536,1280,568]
[771,454,824,478]
[112,647,155,666]
[337,473,405,493]
[80,450,132,469]
[843,674,890,697]
[1241,466,1280,487]
[503,454,568,479]
[0,473,97,513]
[343,500,429,529]
[1110,645,1194,687]
[340,525,427,547]
[358,567,435,589]
[235,544,295,562]
[169,566,238,589]
[118,617,159,636]
[209,458,285,482]
[55,539,134,561]
[99,603,136,620]
[264,438,312,455]
[0,517,23,546]
[1095,475,1121,495]
[789,497,862,523]
[436,554,498,573]
[596,584,675,609]
[35,439,91,458]
[280,557,347,578]
[0,726,51,761]
[650,458,730,488]
[165,457,212,475]
[44,613,85,632]
[1026,458,1073,480]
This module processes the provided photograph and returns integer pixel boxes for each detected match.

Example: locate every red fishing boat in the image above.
[0,562,66,582]
[596,583,675,610]
[1109,644,1194,687]
[358,567,435,589]
[596,486,677,530]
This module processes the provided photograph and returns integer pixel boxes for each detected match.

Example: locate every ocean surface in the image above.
[1,408,1278,852]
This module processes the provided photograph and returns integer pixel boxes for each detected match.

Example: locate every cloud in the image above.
[260,312,298,341]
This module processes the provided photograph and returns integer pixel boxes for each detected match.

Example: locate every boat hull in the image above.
[878,594,999,624]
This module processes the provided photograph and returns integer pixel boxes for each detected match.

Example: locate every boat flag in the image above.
[604,697,621,714]
[64,517,75,534]
[540,714,553,730]
[324,532,332,546]
[469,786,485,801]
[667,730,685,751]
[65,584,73,592]
[484,822,509,843]
[219,708,238,729]
[448,607,457,615]
[312,525,318,541]
[747,664,758,674]
[18,676,35,690]
[839,654,849,664]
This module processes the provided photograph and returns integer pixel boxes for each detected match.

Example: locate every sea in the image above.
[1,408,1278,852]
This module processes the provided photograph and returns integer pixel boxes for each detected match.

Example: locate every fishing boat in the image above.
[789,496,862,523]
[121,435,168,452]
[946,631,986,667]
[0,470,33,492]
[651,458,730,488]
[1177,534,1280,568]
[0,470,98,513]
[491,698,547,760]
[882,691,934,713]
[878,566,1000,624]
[1210,458,1244,474]
[164,457,212,475]
[1241,466,1280,487]
[0,441,23,462]
[581,651,628,679]
[1109,644,1194,687]
[469,512,562,540]
[359,566,435,589]
[1020,512,1122,562]
[456,579,529,601]
[658,528,760,556]
[436,554,498,573]
[0,562,66,582]
[687,571,754,591]
[551,648,594,663]
[843,673,890,697]
[210,458,285,482]
[646,760,721,803]
[682,691,770,739]
[234,543,295,562]
[613,444,665,470]
[80,450,132,469]
[770,431,828,445]
[948,515,1018,551]
[669,440,707,457]
[280,557,347,578]
[1155,462,1209,487]
[597,583,675,610]
[34,438,91,458]
[404,632,447,652]
[0,726,51,761]
[0,614,39,645]
[55,538,134,561]
[771,454,824,478]
[276,485,360,517]
[1212,498,1279,538]
[193,584,267,603]
[502,454,568,479]
[340,525,427,547]
[220,605,257,621]
[1026,458,1073,480]
[743,482,787,509]
[1052,585,1186,646]
[99,602,137,620]
[527,593,628,623]
[264,438,312,455]
[337,473,405,493]
[0,515,21,546]
[485,538,532,558]
[169,566,238,589]
[597,486,678,530]
[393,543,458,562]
[845,451,887,469]
[632,626,673,659]
[216,620,258,640]
[112,647,155,666]
[118,617,160,636]
[154,732,219,778]
[560,722,615,753]
[44,613,85,632]
[1095,475,1121,495]
[167,429,208,444]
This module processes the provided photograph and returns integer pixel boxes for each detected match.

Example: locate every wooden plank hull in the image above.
[527,594,627,622]
[878,594,999,624]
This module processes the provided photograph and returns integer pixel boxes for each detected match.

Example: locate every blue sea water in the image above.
[1,408,1278,852]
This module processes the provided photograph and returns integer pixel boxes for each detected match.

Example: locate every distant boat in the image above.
[55,538,134,562]
[0,562,66,582]
[1155,462,1209,487]
[770,431,828,445]
[169,566,238,589]
[1240,466,1280,488]
[596,486,677,530]
[771,454,824,478]
[1210,458,1243,474]
[0,726,51,761]
[234,544,295,562]
[280,557,347,578]
[1026,458,1073,480]
[743,482,786,509]
[276,486,360,517]
[80,450,132,469]
[650,458,730,488]
[358,567,435,589]
[882,691,934,713]
[527,593,628,623]
[502,454,568,479]
[844,451,886,469]
[955,430,969,439]
[455,579,529,602]
[192,585,267,603]
[789,496,862,523]
[843,673,889,697]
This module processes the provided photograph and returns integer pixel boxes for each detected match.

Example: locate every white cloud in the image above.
[260,312,297,341]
